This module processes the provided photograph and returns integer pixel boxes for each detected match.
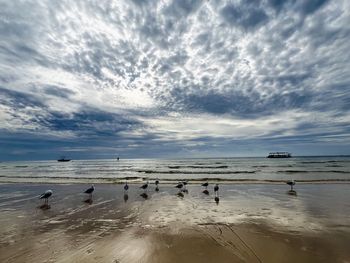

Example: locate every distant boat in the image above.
[267,152,291,158]
[57,156,71,162]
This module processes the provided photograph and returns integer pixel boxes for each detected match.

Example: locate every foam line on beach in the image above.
[138,170,256,174]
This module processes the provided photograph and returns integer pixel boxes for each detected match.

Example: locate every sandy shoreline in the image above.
[1,183,350,262]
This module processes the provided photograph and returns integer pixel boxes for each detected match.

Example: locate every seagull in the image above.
[214,184,219,194]
[140,181,148,192]
[124,181,129,192]
[202,182,209,189]
[286,180,296,191]
[39,190,53,205]
[155,180,160,192]
[84,185,95,199]
[175,182,183,189]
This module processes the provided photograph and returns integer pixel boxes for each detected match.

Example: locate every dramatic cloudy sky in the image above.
[0,0,350,160]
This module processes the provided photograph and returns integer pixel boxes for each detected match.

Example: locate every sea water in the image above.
[0,156,349,183]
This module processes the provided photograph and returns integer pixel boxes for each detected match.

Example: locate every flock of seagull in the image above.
[39,180,296,208]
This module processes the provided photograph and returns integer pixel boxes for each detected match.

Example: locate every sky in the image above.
[0,0,350,160]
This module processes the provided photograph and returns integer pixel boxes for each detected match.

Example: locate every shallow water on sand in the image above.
[1,156,350,183]
[0,183,350,262]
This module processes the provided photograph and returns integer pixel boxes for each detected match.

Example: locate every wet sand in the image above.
[0,183,350,262]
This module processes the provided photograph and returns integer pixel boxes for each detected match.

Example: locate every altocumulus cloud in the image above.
[0,0,350,160]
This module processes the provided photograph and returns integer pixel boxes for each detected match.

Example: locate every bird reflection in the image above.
[84,198,93,204]
[155,186,159,192]
[39,204,51,210]
[214,196,220,205]
[140,192,148,199]
[177,191,184,198]
[287,190,297,196]
[123,193,129,203]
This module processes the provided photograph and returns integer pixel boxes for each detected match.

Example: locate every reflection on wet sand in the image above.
[0,183,350,263]
[83,198,93,204]
[123,193,129,203]
[215,196,220,205]
[140,192,148,199]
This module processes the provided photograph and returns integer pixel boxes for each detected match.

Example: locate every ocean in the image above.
[1,156,350,184]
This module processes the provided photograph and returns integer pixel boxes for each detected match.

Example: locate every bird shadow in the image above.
[38,204,51,210]
[287,190,297,196]
[83,198,93,204]
[202,189,209,195]
[140,193,148,199]
[214,196,220,205]
[123,194,129,203]
[176,192,184,198]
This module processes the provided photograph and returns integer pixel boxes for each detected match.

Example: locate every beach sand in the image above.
[0,183,350,263]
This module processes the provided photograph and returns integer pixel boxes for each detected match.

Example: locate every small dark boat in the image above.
[267,152,291,158]
[57,156,71,162]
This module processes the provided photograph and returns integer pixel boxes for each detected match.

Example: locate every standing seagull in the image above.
[155,180,159,192]
[140,181,148,192]
[214,184,219,194]
[286,180,296,191]
[124,181,129,192]
[84,185,95,199]
[175,182,183,190]
[182,181,189,193]
[202,182,209,195]
[286,180,297,195]
[202,182,209,189]
[39,190,53,206]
